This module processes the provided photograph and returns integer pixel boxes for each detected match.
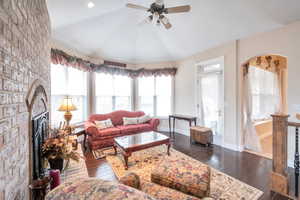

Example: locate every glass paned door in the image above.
[197,63,224,138]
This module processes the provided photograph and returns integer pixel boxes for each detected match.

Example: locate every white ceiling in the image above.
[47,0,300,64]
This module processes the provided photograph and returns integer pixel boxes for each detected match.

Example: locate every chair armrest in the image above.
[119,172,141,190]
[149,118,160,131]
[84,121,98,136]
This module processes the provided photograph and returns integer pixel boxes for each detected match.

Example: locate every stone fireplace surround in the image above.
[0,1,50,200]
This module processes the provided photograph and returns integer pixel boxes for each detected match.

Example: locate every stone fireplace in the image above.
[0,1,51,199]
[26,80,49,181]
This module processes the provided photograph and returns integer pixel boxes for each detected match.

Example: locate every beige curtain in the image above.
[276,68,286,114]
[243,65,262,152]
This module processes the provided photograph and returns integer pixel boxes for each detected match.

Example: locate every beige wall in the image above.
[237,21,300,164]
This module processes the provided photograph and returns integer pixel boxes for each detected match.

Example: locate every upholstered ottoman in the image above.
[151,156,211,199]
[46,178,157,200]
[190,126,213,146]
[120,172,214,200]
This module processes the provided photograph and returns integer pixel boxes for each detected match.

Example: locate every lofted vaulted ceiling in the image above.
[47,0,300,64]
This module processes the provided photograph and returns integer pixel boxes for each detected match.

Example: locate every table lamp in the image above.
[58,96,77,126]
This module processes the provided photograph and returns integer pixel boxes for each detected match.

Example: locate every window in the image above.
[249,67,279,120]
[95,73,132,113]
[51,64,87,126]
[138,76,172,117]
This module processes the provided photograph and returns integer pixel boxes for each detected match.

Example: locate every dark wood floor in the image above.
[84,132,294,200]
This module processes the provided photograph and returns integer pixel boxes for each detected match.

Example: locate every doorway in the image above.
[196,57,224,146]
[242,55,287,159]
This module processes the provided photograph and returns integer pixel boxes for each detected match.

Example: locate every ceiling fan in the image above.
[126,0,191,29]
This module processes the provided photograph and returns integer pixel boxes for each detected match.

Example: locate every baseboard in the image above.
[222,142,243,152]
[159,127,243,152]
[175,128,189,136]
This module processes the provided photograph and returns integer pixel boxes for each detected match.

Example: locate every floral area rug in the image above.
[105,146,263,200]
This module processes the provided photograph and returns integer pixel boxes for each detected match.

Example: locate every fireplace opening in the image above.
[32,111,49,179]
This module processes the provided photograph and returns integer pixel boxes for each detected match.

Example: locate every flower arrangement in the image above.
[42,128,80,171]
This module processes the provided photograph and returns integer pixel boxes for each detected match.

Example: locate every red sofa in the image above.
[85,110,160,150]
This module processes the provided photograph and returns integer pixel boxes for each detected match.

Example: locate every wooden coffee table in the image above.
[113,131,170,170]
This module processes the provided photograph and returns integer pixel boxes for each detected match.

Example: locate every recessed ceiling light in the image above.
[87,1,95,8]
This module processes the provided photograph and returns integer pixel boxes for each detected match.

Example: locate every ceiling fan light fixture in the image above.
[156,20,161,26]
[160,15,169,24]
[155,0,164,6]
[147,15,153,23]
[87,1,95,8]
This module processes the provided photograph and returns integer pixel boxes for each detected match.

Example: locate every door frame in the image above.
[194,56,225,146]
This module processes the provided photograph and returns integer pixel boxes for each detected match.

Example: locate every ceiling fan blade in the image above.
[126,3,149,11]
[165,5,191,14]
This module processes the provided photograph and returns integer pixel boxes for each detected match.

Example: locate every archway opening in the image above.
[242,55,287,159]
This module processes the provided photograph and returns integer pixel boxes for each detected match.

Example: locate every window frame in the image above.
[136,76,174,118]
[50,64,88,126]
[94,73,134,113]
[50,65,175,125]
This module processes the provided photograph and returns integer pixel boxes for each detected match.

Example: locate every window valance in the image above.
[51,48,177,77]
[51,49,93,72]
[242,55,287,76]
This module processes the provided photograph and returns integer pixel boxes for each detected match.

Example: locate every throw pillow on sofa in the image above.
[123,115,151,125]
[138,115,151,123]
[94,119,114,129]
[123,117,139,125]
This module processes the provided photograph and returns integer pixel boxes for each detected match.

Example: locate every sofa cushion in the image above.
[117,125,140,134]
[136,123,153,132]
[46,178,157,200]
[151,156,210,198]
[97,127,121,137]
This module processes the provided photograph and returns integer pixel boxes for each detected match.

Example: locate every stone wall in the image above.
[0,1,50,199]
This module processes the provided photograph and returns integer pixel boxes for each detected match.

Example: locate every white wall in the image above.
[174,41,239,150]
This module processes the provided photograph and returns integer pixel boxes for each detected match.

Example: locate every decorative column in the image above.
[270,114,289,195]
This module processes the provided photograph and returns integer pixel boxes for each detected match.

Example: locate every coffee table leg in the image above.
[113,145,117,155]
[123,152,131,170]
[167,143,171,156]
[124,155,129,170]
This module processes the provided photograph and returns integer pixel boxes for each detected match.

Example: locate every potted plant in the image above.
[42,134,80,172]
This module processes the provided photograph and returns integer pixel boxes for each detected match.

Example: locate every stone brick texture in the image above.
[0,0,50,199]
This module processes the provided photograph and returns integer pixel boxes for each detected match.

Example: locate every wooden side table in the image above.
[169,114,197,139]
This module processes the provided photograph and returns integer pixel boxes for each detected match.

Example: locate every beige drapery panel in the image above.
[242,64,262,151]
